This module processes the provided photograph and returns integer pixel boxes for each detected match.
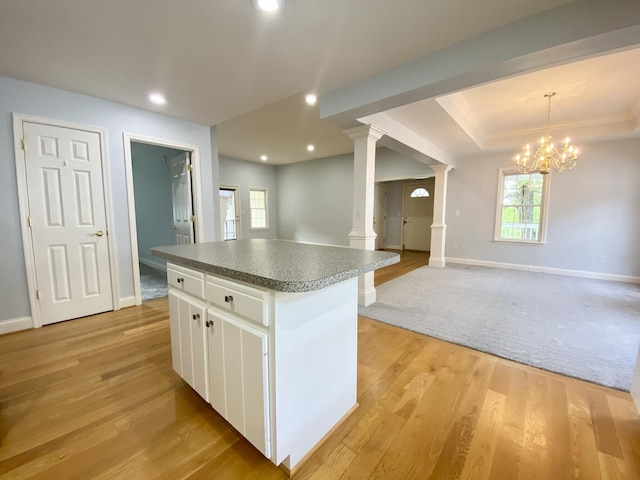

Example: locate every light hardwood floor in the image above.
[1,255,638,479]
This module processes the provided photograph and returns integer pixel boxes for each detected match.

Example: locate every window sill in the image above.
[493,239,546,246]
[250,227,270,231]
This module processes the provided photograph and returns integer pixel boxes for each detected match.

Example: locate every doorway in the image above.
[125,135,201,305]
[402,180,435,251]
[219,186,241,240]
[14,114,118,327]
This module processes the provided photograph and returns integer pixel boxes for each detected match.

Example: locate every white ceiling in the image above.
[1,0,638,166]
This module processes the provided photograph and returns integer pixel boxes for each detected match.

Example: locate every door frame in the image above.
[123,133,203,306]
[13,113,119,328]
[219,184,242,240]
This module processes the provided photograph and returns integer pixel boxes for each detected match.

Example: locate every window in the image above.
[495,169,549,244]
[410,187,430,198]
[249,188,268,229]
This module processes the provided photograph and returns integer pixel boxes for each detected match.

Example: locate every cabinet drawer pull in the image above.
[192,313,200,321]
[205,320,214,328]
[177,277,184,284]
[224,295,234,303]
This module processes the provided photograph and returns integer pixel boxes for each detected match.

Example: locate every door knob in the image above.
[92,230,104,237]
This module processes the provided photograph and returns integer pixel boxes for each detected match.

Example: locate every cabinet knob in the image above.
[192,313,200,321]
[177,277,184,284]
[206,320,213,328]
[224,295,234,303]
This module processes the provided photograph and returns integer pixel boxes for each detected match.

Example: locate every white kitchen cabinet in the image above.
[207,311,270,457]
[164,261,359,472]
[168,289,208,402]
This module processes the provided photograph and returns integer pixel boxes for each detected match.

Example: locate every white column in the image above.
[429,164,453,268]
[344,124,385,306]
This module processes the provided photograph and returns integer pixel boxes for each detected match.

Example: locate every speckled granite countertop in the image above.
[151,239,399,292]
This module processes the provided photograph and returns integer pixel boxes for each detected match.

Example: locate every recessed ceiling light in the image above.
[252,0,283,13]
[260,155,268,161]
[148,92,166,105]
[305,94,317,106]
[307,144,315,152]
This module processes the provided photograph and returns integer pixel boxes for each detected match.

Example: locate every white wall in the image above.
[219,156,279,239]
[446,138,640,278]
[0,76,216,324]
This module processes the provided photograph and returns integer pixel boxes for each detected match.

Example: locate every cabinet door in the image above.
[169,290,208,402]
[168,291,182,376]
[189,301,208,401]
[207,313,271,458]
[207,312,226,417]
[241,326,270,458]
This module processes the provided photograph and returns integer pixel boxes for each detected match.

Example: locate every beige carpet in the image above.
[360,264,640,391]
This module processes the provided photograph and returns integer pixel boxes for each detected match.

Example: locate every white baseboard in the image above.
[0,316,33,334]
[384,244,401,250]
[446,257,640,284]
[119,296,137,308]
[139,257,167,272]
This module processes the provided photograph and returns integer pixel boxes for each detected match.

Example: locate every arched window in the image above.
[410,187,429,198]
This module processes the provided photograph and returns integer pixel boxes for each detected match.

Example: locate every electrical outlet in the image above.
[453,244,458,251]
[455,211,460,217]
[600,256,606,263]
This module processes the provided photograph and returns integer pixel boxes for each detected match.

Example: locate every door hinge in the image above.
[187,163,193,172]
[36,290,40,300]
[190,215,196,222]
[27,216,32,227]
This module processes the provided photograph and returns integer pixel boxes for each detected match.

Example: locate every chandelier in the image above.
[514,92,579,175]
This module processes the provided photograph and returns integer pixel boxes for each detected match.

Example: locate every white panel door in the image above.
[23,121,113,325]
[402,181,434,251]
[171,153,194,245]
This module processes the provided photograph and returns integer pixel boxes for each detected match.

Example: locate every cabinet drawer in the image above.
[206,275,268,327]
[167,263,205,299]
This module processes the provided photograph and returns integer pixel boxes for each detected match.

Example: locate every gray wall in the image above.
[384,180,405,248]
[278,154,354,246]
[1,75,216,323]
[277,148,432,246]
[219,156,279,239]
[446,138,640,277]
[131,143,185,268]
[375,148,433,181]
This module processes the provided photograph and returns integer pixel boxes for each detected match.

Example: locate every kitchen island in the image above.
[151,239,398,473]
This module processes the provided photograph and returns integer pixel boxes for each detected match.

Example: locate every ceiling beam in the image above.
[320,0,640,129]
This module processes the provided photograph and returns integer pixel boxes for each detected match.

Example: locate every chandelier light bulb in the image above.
[513,92,579,175]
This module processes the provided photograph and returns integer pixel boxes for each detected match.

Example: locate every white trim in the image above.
[13,113,119,328]
[358,286,377,307]
[0,316,33,335]
[446,257,640,284]
[385,244,401,250]
[119,296,137,308]
[139,257,167,272]
[123,132,203,306]
[428,256,447,268]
